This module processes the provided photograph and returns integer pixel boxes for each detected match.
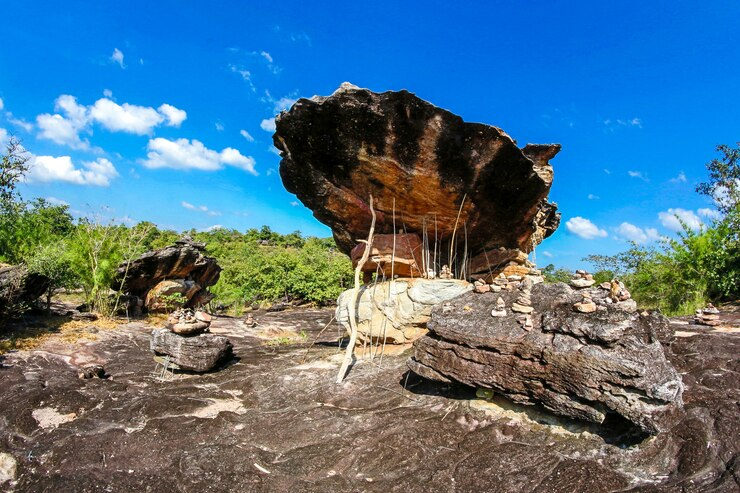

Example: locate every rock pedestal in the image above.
[150,309,232,372]
[408,282,683,434]
[336,278,472,345]
[274,83,561,279]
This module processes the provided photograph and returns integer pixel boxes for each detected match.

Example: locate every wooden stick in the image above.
[336,195,376,383]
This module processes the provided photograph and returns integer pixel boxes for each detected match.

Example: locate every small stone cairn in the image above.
[150,308,233,373]
[694,304,721,326]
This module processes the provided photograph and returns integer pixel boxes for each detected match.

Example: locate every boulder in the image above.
[274,83,560,279]
[150,329,232,372]
[112,239,221,310]
[145,279,202,312]
[407,283,683,434]
[0,264,50,319]
[350,233,423,279]
[336,278,472,344]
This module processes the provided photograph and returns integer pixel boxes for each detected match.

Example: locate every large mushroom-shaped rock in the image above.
[0,264,50,320]
[274,83,560,277]
[150,329,232,372]
[113,238,220,311]
[407,283,684,434]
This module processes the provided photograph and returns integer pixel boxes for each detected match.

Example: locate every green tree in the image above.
[26,241,78,310]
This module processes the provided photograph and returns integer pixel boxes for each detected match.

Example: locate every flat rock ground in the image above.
[0,307,738,493]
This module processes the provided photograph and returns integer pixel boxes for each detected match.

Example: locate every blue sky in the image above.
[1,1,738,269]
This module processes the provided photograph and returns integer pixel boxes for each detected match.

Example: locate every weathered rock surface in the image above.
[336,278,472,344]
[113,239,221,310]
[145,279,202,312]
[150,328,232,372]
[275,83,560,277]
[0,306,738,491]
[408,283,684,434]
[0,264,49,320]
[350,233,423,279]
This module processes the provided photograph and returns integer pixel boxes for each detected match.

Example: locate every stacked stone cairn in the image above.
[150,308,233,372]
[473,267,543,330]
[694,303,721,326]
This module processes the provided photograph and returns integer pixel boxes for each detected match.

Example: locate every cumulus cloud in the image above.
[181,201,221,216]
[26,155,118,186]
[260,118,276,132]
[103,89,113,98]
[697,208,721,220]
[658,208,703,232]
[587,193,599,200]
[669,171,687,183]
[240,129,254,142]
[157,104,187,127]
[111,48,125,68]
[566,217,608,240]
[36,95,187,146]
[628,170,649,182]
[141,137,257,175]
[613,222,660,244]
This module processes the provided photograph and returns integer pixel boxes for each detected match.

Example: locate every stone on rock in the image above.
[145,279,201,312]
[274,84,560,280]
[150,329,232,372]
[474,283,491,294]
[408,283,683,434]
[571,278,596,288]
[335,278,472,344]
[491,297,507,317]
[165,308,212,335]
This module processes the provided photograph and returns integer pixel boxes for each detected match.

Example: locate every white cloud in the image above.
[36,95,185,146]
[290,201,299,207]
[240,129,254,142]
[0,127,8,146]
[273,97,296,113]
[157,104,187,127]
[628,170,649,182]
[215,122,224,132]
[6,114,33,132]
[587,193,599,200]
[111,48,125,68]
[603,168,611,175]
[90,98,164,134]
[697,208,721,220]
[103,89,113,98]
[669,171,687,183]
[141,137,257,175]
[0,97,3,111]
[46,196,69,206]
[613,222,660,244]
[658,208,703,232]
[541,250,553,258]
[566,217,608,240]
[26,155,118,186]
[260,51,273,63]
[260,118,276,132]
[204,224,224,232]
[181,201,221,216]
[604,117,642,129]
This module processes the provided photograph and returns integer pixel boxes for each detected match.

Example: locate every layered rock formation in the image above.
[336,278,471,344]
[113,238,221,312]
[274,83,560,278]
[407,282,684,434]
[0,264,50,320]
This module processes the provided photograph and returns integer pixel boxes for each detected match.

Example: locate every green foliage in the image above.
[0,136,29,209]
[542,264,571,283]
[25,241,78,310]
[0,199,74,264]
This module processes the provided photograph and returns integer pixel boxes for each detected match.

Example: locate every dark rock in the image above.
[112,242,221,310]
[407,283,683,434]
[274,83,560,278]
[78,365,106,379]
[150,329,232,372]
[0,264,50,320]
[71,312,98,321]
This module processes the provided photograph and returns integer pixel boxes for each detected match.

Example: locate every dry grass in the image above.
[0,315,124,355]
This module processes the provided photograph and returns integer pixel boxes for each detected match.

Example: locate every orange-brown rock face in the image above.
[275,83,560,278]
[350,233,423,279]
